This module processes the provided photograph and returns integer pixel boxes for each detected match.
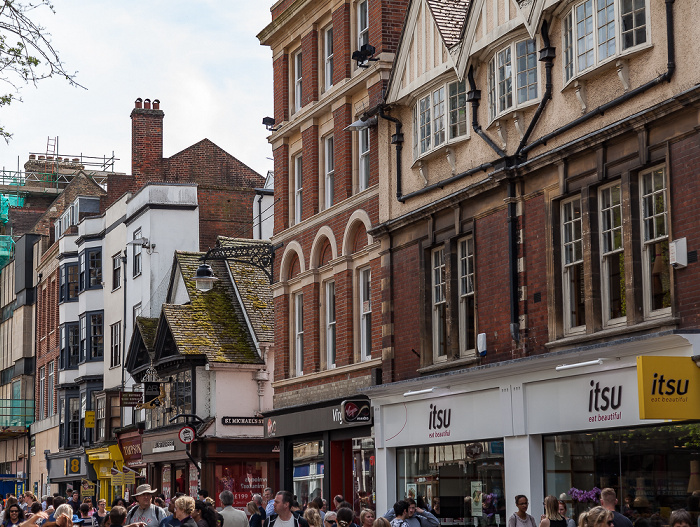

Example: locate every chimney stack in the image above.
[131,97,165,181]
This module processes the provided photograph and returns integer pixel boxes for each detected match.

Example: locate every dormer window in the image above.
[413,80,467,159]
[488,38,538,122]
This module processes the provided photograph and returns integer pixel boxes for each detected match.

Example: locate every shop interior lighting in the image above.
[555,359,604,371]
[403,387,436,397]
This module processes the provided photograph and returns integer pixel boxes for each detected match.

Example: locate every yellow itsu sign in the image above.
[637,356,700,419]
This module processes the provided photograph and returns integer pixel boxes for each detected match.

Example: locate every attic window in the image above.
[413,79,468,159]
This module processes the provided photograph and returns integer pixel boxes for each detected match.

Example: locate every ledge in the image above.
[272,357,382,389]
[417,355,480,374]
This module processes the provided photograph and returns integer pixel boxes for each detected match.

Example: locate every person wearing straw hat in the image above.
[126,485,167,527]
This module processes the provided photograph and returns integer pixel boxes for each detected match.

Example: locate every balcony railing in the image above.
[0,399,34,428]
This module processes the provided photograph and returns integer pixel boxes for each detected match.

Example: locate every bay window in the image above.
[413,80,467,158]
[488,38,538,121]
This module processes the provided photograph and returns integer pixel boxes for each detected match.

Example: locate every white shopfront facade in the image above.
[368,333,700,524]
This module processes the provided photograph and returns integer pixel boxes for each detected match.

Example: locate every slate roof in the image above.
[160,252,263,365]
[218,237,274,343]
[426,0,471,49]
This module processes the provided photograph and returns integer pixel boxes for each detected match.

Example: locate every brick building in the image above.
[258,0,408,505]
[361,0,700,519]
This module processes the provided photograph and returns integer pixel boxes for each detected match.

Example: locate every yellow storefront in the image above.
[86,445,124,503]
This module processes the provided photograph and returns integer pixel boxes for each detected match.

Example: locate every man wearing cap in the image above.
[126,485,167,526]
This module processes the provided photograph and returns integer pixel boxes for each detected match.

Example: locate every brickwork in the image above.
[301,125,319,220]
[35,265,59,420]
[371,0,410,54]
[273,54,290,124]
[333,104,353,203]
[522,193,548,353]
[273,372,375,407]
[332,4,352,84]
[131,106,164,181]
[274,143,290,235]
[302,281,321,372]
[273,294,290,381]
[671,131,700,327]
[301,30,319,107]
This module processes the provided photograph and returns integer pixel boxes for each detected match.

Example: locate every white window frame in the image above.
[324,26,334,91]
[488,38,539,122]
[432,247,448,363]
[132,229,142,277]
[324,136,335,209]
[640,165,671,318]
[110,322,121,368]
[294,154,303,224]
[562,196,586,334]
[561,0,649,85]
[47,361,54,416]
[459,236,476,357]
[359,128,370,191]
[112,253,121,290]
[294,50,303,112]
[325,280,336,369]
[359,267,372,360]
[38,366,45,419]
[357,0,368,51]
[599,181,626,326]
[413,80,468,159]
[294,292,304,376]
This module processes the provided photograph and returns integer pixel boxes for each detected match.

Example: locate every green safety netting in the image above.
[0,236,13,270]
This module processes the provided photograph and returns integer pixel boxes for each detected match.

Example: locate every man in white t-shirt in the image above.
[263,491,309,527]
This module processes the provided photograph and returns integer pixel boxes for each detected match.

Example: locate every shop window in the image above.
[294,292,304,375]
[562,0,648,84]
[215,461,271,509]
[459,237,476,356]
[413,80,468,159]
[359,267,372,360]
[353,437,376,513]
[432,247,447,362]
[397,440,505,525]
[488,39,538,122]
[544,424,700,521]
[599,182,626,325]
[640,166,670,316]
[293,440,324,507]
[325,280,336,369]
[561,197,585,333]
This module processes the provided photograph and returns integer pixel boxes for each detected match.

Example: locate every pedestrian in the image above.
[219,492,247,527]
[333,500,343,513]
[68,493,80,516]
[600,489,632,527]
[262,491,309,527]
[323,512,337,527]
[80,504,98,527]
[95,501,108,526]
[126,485,167,526]
[577,507,613,527]
[172,497,197,527]
[159,493,185,527]
[360,511,374,527]
[262,491,274,519]
[508,496,536,527]
[557,502,575,527]
[539,496,566,527]
[192,502,216,527]
[372,519,390,527]
[3,504,25,527]
[247,502,263,527]
[109,506,127,527]
[307,499,324,522]
[303,509,321,527]
[669,510,692,527]
[387,503,408,527]
[383,499,438,527]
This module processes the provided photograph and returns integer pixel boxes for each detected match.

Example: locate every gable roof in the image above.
[217,237,274,343]
[426,0,471,49]
[156,252,263,365]
[126,317,159,374]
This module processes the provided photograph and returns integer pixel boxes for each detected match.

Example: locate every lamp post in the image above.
[193,242,282,291]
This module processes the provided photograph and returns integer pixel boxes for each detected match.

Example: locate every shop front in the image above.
[370,334,700,526]
[117,428,147,501]
[141,428,192,501]
[47,449,96,496]
[264,396,375,513]
[86,445,124,504]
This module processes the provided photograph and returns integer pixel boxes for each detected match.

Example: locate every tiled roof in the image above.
[135,317,159,353]
[426,0,471,49]
[161,252,263,365]
[218,237,274,343]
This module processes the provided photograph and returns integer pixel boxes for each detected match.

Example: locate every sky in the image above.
[0,0,274,178]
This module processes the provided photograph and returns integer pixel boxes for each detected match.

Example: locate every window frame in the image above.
[487,37,539,122]
[359,267,372,361]
[112,253,122,291]
[132,229,143,277]
[78,311,104,363]
[79,247,102,292]
[47,361,54,416]
[325,280,336,369]
[432,247,448,363]
[599,181,627,326]
[294,292,304,376]
[293,49,303,113]
[413,79,468,159]
[459,236,477,357]
[59,263,79,303]
[561,0,650,85]
[294,154,303,225]
[95,394,106,443]
[359,127,370,191]
[324,26,334,91]
[357,0,369,51]
[38,366,45,419]
[640,165,671,318]
[324,135,335,210]
[68,397,80,448]
[110,321,121,368]
[561,196,586,334]
[60,322,80,370]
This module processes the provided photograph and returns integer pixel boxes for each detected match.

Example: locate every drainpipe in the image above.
[506,179,520,343]
[467,65,507,158]
[520,0,675,156]
[516,19,556,156]
[378,106,404,202]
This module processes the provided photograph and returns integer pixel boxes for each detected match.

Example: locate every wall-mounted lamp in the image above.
[555,358,605,372]
[352,44,379,68]
[403,387,436,397]
[127,237,155,253]
[344,115,378,132]
[262,116,280,132]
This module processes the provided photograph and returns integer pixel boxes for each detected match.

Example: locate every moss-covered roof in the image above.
[161,252,263,365]
[135,317,159,352]
[218,237,274,343]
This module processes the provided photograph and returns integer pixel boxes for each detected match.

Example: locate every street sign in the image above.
[178,426,196,444]
[120,391,143,407]
[85,411,95,428]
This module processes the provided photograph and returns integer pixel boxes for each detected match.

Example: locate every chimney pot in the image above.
[153,99,160,110]
[135,98,143,109]
[29,154,35,160]
[144,98,151,110]
[72,158,80,163]
[38,156,45,160]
